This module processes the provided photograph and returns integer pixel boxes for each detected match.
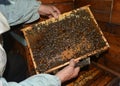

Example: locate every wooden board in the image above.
[66,66,113,86]
[22,6,109,74]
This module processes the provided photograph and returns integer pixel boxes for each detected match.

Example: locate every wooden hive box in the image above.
[22,5,109,75]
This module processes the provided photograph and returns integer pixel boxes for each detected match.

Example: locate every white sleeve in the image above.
[0,74,61,86]
[0,0,41,26]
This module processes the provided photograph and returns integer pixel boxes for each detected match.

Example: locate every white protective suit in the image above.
[0,12,61,86]
[0,12,10,76]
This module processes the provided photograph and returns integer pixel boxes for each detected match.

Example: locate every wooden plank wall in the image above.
[111,0,120,24]
[74,0,120,25]
[98,22,120,73]
[74,0,113,23]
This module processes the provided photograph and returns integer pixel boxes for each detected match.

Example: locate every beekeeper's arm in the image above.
[0,59,80,86]
[0,0,60,26]
[0,74,61,86]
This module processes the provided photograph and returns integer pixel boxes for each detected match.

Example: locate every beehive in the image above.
[22,5,109,74]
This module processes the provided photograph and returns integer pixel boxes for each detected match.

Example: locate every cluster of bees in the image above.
[26,9,106,73]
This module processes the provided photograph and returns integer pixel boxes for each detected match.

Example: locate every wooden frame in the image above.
[22,5,109,74]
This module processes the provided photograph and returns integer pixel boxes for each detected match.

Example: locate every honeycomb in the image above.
[22,6,109,73]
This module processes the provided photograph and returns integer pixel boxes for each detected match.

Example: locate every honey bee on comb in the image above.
[22,6,109,74]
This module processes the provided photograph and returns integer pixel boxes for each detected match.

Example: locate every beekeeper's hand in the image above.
[55,59,80,83]
[38,4,60,19]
